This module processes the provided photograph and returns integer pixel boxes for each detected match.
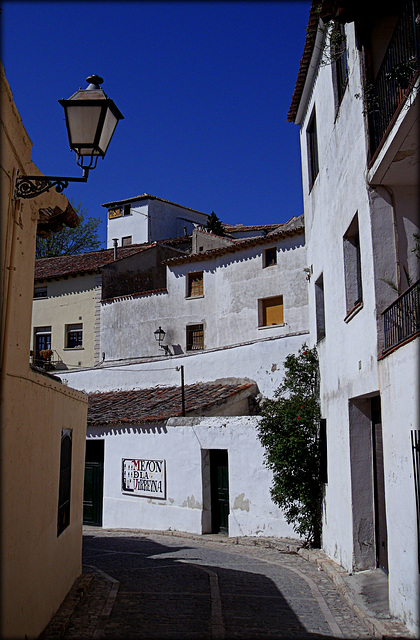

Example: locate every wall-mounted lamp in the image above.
[303,266,313,281]
[154,326,171,356]
[14,75,124,199]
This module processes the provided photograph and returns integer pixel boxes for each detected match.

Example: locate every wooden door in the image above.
[210,450,229,534]
[83,441,104,527]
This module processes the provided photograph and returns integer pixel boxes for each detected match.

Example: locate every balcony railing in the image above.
[382,280,420,354]
[369,0,420,154]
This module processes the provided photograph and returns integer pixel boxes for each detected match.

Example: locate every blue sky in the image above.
[1,1,309,246]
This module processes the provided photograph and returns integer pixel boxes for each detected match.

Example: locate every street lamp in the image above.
[14,75,124,199]
[154,326,171,356]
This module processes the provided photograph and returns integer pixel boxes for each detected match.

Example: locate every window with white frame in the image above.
[65,323,83,349]
[258,296,284,327]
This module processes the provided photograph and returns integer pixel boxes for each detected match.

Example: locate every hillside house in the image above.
[288,0,419,633]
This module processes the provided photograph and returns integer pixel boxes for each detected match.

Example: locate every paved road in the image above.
[63,531,374,639]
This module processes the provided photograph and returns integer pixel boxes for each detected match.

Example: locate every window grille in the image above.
[186,324,204,351]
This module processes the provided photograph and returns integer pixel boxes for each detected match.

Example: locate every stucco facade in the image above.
[32,272,102,369]
[87,416,298,538]
[288,3,419,634]
[104,194,209,248]
[1,64,88,638]
[100,230,308,362]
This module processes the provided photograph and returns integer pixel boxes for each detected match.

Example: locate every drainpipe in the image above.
[112,238,118,260]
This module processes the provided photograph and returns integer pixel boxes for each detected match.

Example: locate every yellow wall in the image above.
[1,63,88,638]
[32,274,101,369]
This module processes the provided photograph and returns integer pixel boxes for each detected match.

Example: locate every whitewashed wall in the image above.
[378,340,420,634]
[100,235,308,362]
[106,197,208,248]
[295,20,419,636]
[58,332,309,399]
[89,416,300,539]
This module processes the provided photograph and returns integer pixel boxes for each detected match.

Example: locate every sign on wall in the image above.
[122,458,166,499]
[108,207,123,219]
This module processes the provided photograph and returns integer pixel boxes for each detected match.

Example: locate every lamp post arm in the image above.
[14,169,89,200]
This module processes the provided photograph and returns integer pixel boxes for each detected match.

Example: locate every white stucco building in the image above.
[54,210,310,540]
[288,0,419,634]
[104,193,209,248]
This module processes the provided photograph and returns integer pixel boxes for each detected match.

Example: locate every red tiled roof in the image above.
[287,1,321,123]
[87,381,255,426]
[222,223,281,233]
[34,243,156,280]
[163,223,304,266]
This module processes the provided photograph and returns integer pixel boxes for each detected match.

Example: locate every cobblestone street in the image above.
[44,530,381,639]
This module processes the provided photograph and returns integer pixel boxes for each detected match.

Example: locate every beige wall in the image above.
[32,273,101,369]
[1,63,88,638]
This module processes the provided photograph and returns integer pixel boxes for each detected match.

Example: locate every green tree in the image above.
[206,211,225,236]
[36,202,102,259]
[257,344,322,547]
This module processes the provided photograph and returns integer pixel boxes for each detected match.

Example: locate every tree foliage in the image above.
[206,211,225,236]
[257,344,322,547]
[36,202,102,259]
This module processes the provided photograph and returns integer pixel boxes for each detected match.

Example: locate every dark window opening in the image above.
[122,236,132,246]
[123,204,131,216]
[263,247,277,268]
[343,214,363,314]
[320,418,328,484]
[57,429,72,536]
[66,323,83,349]
[331,22,348,109]
[315,274,326,341]
[307,109,319,191]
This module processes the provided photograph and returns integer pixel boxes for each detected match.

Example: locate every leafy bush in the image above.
[257,344,322,546]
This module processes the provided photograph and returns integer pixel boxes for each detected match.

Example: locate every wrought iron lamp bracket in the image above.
[14,169,89,200]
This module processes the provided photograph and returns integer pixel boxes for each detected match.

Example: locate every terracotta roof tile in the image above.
[163,223,304,266]
[34,243,156,280]
[87,382,255,426]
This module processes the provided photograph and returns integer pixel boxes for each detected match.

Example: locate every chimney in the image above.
[112,238,118,260]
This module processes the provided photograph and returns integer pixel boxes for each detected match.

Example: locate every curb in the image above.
[39,574,95,639]
[297,548,413,639]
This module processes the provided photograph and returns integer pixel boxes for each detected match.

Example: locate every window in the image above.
[343,214,363,315]
[66,323,83,349]
[122,236,132,246]
[258,296,284,327]
[123,204,131,216]
[34,286,47,299]
[57,429,72,536]
[186,272,204,298]
[315,274,326,341]
[263,247,277,268]
[331,23,348,108]
[34,326,51,364]
[307,109,319,191]
[186,324,204,351]
[320,419,328,484]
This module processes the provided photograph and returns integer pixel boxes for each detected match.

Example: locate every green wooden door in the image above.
[210,450,229,534]
[83,440,104,526]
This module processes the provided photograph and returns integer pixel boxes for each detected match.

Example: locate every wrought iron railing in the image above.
[382,280,420,353]
[369,0,420,154]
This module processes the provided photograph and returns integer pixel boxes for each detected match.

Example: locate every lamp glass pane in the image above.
[98,108,118,155]
[65,105,102,150]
